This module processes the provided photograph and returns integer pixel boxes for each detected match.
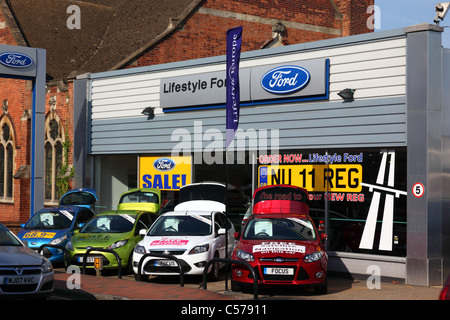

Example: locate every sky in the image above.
[375,0,450,47]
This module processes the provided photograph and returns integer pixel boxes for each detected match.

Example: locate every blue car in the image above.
[17,189,97,265]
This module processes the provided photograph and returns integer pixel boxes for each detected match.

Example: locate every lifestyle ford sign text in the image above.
[0,52,34,68]
[261,65,310,94]
[160,58,329,111]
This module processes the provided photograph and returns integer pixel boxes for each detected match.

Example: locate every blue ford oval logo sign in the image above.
[261,65,310,94]
[153,157,175,172]
[0,52,34,68]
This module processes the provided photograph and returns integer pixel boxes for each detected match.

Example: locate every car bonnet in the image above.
[71,231,132,248]
[0,246,45,266]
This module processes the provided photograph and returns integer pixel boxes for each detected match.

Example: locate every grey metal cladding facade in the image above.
[90,95,406,154]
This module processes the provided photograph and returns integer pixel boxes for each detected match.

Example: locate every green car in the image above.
[66,210,158,272]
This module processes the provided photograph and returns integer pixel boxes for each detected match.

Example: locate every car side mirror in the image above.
[321,233,328,241]
[217,228,226,237]
[233,232,240,240]
[139,229,147,237]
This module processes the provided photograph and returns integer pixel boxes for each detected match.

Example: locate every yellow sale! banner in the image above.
[139,156,192,191]
[258,164,362,193]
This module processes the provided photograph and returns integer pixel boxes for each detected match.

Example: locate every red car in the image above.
[439,275,450,300]
[231,185,328,294]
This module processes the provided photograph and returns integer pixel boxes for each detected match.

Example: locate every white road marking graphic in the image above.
[359,150,407,251]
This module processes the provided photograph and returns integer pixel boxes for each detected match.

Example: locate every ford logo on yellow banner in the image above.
[153,157,175,172]
[261,65,310,94]
[0,52,34,68]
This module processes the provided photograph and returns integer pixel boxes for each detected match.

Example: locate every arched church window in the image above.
[44,111,65,202]
[0,117,15,199]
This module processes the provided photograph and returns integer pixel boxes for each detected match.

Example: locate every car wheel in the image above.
[125,252,134,275]
[208,252,220,281]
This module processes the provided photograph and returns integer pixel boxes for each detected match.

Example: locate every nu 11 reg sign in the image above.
[258,164,363,193]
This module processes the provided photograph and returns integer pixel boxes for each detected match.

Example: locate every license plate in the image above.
[154,260,177,267]
[1,276,38,285]
[264,267,294,275]
[78,256,100,263]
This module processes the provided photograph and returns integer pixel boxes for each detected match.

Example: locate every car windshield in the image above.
[60,191,96,206]
[148,215,212,236]
[24,210,74,229]
[80,214,136,233]
[179,185,226,204]
[119,191,159,204]
[243,217,317,241]
[0,224,23,246]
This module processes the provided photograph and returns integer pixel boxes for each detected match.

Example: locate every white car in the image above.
[133,207,235,281]
[0,223,54,299]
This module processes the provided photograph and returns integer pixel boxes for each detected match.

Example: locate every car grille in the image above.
[0,267,41,276]
[148,250,186,256]
[0,266,42,293]
[259,257,298,262]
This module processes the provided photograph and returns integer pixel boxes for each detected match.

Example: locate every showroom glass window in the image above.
[257,148,407,257]
[0,116,14,199]
[44,111,64,203]
[324,149,406,256]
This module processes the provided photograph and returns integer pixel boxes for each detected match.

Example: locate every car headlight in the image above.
[188,244,209,255]
[50,234,68,245]
[304,251,324,263]
[108,240,128,250]
[66,240,74,251]
[134,244,146,254]
[41,258,53,274]
[236,250,254,262]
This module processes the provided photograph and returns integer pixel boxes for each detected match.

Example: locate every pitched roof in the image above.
[4,0,201,81]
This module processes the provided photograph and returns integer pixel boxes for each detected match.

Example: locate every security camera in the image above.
[434,2,450,24]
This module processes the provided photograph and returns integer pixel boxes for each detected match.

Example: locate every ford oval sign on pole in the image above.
[0,52,34,68]
[261,65,310,94]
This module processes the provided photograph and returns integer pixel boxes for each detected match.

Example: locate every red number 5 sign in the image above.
[412,183,425,198]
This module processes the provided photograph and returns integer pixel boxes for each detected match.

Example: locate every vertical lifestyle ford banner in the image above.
[226,26,242,148]
[139,156,192,191]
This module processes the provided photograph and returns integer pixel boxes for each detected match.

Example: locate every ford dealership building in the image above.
[73,23,450,286]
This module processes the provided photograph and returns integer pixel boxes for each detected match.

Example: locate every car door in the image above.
[214,212,234,259]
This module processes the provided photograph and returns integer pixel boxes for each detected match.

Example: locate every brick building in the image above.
[0,0,373,230]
